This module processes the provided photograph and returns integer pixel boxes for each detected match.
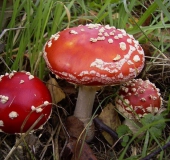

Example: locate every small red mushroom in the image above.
[115,79,162,119]
[0,71,52,134]
[43,24,145,141]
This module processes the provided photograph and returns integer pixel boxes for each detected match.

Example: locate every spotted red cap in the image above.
[115,79,162,119]
[0,71,52,134]
[43,24,145,85]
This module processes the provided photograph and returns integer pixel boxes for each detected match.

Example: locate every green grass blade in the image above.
[155,0,170,22]
[94,0,111,23]
[11,34,27,70]
[120,0,136,28]
[107,3,113,26]
[142,130,150,157]
[0,0,7,31]
[50,2,64,35]
[168,95,170,112]
[130,2,158,31]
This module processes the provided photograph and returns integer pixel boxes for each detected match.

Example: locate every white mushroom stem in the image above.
[74,85,96,122]
[73,85,97,141]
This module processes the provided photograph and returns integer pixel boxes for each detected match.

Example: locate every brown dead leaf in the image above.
[65,116,85,139]
[99,103,121,145]
[62,84,77,95]
[65,116,95,142]
[62,137,97,160]
[47,77,65,104]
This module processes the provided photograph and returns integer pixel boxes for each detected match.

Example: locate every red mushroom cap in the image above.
[0,71,52,134]
[115,79,162,119]
[43,24,145,86]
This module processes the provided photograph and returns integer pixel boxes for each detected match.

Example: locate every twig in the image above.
[39,124,58,160]
[145,56,170,61]
[150,43,168,59]
[93,117,121,142]
[0,27,25,40]
[13,14,27,44]
[4,114,44,160]
[53,125,61,160]
[141,141,170,160]
[0,56,11,71]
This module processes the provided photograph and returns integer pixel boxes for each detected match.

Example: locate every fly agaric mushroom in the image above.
[43,23,145,141]
[0,71,52,134]
[115,79,162,119]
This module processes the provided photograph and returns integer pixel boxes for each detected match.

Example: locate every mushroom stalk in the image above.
[74,85,96,125]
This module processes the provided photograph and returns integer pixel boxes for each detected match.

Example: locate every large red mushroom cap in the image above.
[0,71,52,134]
[43,24,145,86]
[115,79,162,119]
